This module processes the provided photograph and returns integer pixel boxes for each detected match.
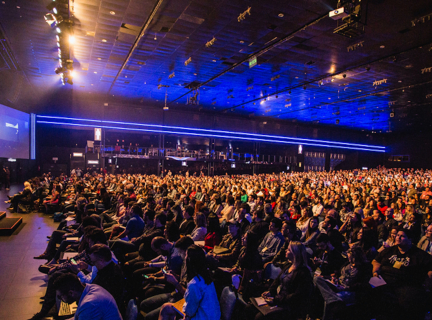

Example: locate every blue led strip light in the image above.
[36,115,385,150]
[37,119,386,153]
[31,113,36,160]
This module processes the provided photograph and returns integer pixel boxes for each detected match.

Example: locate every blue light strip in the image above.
[37,120,386,152]
[31,113,36,160]
[36,115,385,150]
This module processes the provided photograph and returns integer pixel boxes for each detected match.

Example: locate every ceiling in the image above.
[1,0,432,132]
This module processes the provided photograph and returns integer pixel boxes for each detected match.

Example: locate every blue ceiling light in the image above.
[36,116,385,152]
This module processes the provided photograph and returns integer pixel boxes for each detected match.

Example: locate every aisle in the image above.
[0,185,57,320]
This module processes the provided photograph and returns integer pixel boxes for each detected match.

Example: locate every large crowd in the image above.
[6,167,432,320]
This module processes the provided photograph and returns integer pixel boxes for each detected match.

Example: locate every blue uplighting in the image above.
[36,116,386,152]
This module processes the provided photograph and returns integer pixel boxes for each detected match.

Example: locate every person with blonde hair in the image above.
[244,241,313,320]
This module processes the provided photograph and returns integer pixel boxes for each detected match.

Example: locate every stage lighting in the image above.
[44,13,56,26]
[69,35,75,44]
[56,35,60,41]
[57,42,60,47]
[163,106,169,110]
[70,70,75,77]
[53,7,58,14]
[56,27,61,33]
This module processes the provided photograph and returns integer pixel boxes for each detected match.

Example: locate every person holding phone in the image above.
[158,245,220,320]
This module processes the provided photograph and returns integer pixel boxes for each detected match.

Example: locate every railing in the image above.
[93,145,296,164]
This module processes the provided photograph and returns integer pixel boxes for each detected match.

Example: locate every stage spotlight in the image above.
[44,13,56,26]
[69,35,75,44]
[70,70,75,77]
[56,27,61,33]
[53,7,58,14]
[56,35,60,41]
[163,106,169,110]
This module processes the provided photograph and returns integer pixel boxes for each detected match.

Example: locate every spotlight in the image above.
[56,35,60,41]
[53,7,58,14]
[44,13,56,26]
[56,27,61,33]
[57,42,60,47]
[163,106,169,110]
[69,35,75,44]
[70,70,75,77]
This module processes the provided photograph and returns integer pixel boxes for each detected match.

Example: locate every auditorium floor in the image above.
[0,185,58,320]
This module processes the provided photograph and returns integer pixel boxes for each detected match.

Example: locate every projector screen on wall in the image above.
[0,104,29,159]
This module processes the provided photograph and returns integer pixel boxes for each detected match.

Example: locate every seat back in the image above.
[220,286,238,320]
[263,263,281,281]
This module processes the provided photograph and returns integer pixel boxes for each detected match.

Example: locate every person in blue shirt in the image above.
[113,204,145,241]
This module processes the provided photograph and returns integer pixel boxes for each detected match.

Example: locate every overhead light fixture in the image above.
[44,13,57,26]
[97,57,102,60]
[278,13,284,18]
[70,70,75,77]
[101,39,107,42]
[380,45,385,49]
[56,27,61,33]
[57,42,60,47]
[163,106,169,110]
[53,7,58,14]
[56,35,60,41]
[110,11,115,15]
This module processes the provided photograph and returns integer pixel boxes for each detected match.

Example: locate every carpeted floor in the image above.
[0,184,58,320]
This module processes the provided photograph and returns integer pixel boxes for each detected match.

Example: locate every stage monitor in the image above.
[0,104,30,159]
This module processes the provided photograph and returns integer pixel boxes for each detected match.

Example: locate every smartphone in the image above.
[70,259,77,265]
[162,268,168,274]
[143,274,149,279]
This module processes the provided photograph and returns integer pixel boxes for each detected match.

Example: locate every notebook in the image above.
[172,298,185,316]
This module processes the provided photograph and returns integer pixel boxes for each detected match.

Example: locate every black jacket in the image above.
[93,261,125,312]
[268,265,313,318]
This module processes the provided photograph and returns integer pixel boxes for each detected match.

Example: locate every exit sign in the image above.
[249,56,257,68]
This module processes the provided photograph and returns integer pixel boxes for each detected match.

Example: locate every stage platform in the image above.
[0,211,23,236]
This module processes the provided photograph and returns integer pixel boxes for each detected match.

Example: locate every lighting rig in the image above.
[44,0,74,85]
[330,0,367,38]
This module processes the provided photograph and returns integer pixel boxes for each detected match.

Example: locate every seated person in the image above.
[244,242,314,320]
[158,245,221,320]
[230,231,263,293]
[267,220,299,268]
[206,221,242,268]
[418,224,432,254]
[179,205,196,236]
[53,273,122,320]
[257,218,285,263]
[371,227,432,320]
[139,238,195,320]
[312,233,346,278]
[190,212,207,241]
[202,214,222,251]
[314,246,370,311]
